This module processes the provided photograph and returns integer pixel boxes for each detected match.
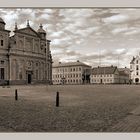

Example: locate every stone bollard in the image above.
[15,89,18,101]
[56,91,59,107]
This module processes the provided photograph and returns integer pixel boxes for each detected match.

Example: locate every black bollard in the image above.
[15,89,18,101]
[56,91,59,107]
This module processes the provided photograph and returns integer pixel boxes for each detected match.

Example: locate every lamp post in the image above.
[85,69,86,84]
[63,68,64,85]
[7,43,10,86]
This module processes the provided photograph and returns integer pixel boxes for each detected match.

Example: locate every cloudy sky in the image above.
[0,8,140,68]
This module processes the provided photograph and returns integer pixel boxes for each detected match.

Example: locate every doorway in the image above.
[135,78,139,84]
[28,74,32,84]
[100,79,103,84]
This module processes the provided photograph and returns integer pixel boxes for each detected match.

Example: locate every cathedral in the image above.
[0,17,53,85]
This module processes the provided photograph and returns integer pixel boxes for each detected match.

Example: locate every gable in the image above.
[114,68,119,75]
[135,56,140,61]
[16,27,39,37]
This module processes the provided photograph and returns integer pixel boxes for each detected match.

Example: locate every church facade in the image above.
[0,18,53,85]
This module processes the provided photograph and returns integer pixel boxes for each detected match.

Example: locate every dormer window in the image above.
[1,40,3,46]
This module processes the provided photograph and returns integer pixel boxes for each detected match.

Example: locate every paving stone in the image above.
[129,106,140,116]
[109,106,140,132]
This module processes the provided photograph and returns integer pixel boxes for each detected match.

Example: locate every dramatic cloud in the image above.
[102,14,129,24]
[0,8,140,68]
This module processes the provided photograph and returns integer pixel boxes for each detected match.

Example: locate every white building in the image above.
[118,67,130,84]
[90,66,130,84]
[130,54,140,84]
[90,66,119,84]
[52,61,91,85]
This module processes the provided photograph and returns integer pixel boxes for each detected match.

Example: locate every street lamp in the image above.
[61,68,65,85]
[84,69,87,84]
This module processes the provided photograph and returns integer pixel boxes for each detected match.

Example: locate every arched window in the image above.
[136,65,139,70]
[1,40,3,46]
[0,35,4,47]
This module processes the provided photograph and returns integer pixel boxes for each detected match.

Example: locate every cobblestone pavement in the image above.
[108,106,140,132]
[0,85,140,132]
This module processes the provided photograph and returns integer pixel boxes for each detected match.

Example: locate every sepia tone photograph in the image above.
[0,8,140,132]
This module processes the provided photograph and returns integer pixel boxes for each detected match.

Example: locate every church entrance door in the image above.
[100,79,103,84]
[26,71,33,84]
[135,78,139,84]
[28,74,32,84]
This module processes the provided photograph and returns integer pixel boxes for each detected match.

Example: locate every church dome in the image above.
[0,18,5,25]
[37,24,46,34]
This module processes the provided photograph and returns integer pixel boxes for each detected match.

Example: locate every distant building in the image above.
[118,67,130,84]
[90,66,130,84]
[52,61,91,85]
[130,54,140,84]
[90,66,119,84]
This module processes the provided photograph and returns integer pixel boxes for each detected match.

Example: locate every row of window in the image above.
[53,79,82,83]
[17,69,46,80]
[131,64,140,70]
[91,74,113,78]
[53,73,82,78]
[91,79,113,83]
[18,40,46,54]
[131,60,140,65]
[130,65,140,72]
[56,67,82,73]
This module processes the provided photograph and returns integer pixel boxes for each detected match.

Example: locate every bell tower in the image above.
[37,24,46,40]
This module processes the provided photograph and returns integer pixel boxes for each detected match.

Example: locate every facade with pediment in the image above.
[0,18,53,85]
